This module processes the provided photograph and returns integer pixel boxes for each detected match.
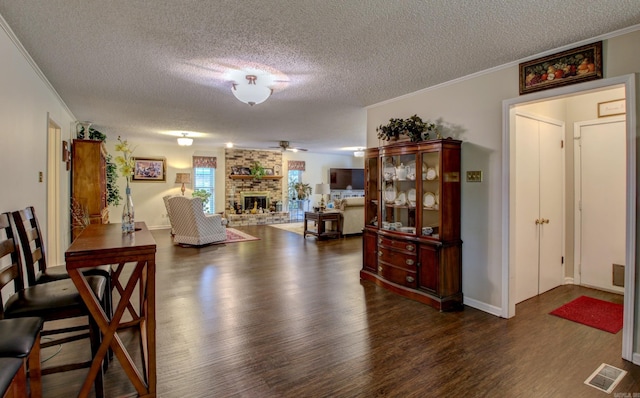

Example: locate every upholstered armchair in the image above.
[333,197,365,235]
[167,196,227,246]
[163,195,178,236]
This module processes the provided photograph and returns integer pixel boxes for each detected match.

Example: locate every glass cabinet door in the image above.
[421,150,441,238]
[380,153,418,235]
[364,152,379,227]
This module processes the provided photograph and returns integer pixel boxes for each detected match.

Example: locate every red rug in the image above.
[216,228,259,244]
[550,296,623,334]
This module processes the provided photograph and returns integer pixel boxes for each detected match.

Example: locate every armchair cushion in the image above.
[168,196,227,246]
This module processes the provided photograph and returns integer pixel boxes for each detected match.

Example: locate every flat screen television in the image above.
[329,168,364,190]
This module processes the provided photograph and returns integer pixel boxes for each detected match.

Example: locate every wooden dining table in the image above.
[65,222,157,398]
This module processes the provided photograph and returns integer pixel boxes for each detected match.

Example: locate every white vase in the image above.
[122,183,135,233]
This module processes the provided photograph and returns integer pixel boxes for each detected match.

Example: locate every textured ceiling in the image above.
[1,1,639,154]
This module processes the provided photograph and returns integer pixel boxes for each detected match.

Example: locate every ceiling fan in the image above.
[270,141,308,152]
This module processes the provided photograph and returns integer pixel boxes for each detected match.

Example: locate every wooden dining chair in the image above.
[12,207,113,320]
[0,357,26,398]
[0,213,106,398]
[0,318,43,398]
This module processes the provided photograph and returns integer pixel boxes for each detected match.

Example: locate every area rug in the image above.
[550,296,623,334]
[217,228,260,244]
[267,222,305,236]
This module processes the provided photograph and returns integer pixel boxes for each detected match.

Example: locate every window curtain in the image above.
[288,160,305,171]
[193,156,217,168]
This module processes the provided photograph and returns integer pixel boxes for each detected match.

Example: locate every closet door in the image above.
[514,114,564,304]
[515,116,541,303]
[538,121,564,294]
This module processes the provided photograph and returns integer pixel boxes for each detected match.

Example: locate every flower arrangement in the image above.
[376,114,437,142]
[114,136,136,233]
[114,136,135,184]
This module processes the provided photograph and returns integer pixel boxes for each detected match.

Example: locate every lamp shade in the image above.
[315,183,330,195]
[353,150,365,157]
[175,173,191,184]
[231,74,272,106]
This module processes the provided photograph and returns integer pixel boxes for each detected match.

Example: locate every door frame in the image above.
[502,74,636,361]
[47,114,61,265]
[573,115,626,289]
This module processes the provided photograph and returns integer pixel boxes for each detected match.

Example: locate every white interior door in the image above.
[575,117,626,293]
[514,113,564,304]
[538,121,564,294]
[515,115,541,303]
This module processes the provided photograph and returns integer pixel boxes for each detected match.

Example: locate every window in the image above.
[193,167,215,213]
[192,156,217,213]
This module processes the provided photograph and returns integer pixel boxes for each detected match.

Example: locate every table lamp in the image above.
[315,183,330,212]
[175,173,191,195]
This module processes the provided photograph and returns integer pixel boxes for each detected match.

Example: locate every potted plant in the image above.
[376,114,437,142]
[288,181,312,200]
[250,161,266,179]
[192,189,212,213]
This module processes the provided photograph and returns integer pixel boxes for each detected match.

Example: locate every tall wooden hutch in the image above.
[361,139,462,311]
[71,139,109,240]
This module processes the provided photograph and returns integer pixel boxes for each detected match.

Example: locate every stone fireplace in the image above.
[241,191,269,211]
[225,148,288,225]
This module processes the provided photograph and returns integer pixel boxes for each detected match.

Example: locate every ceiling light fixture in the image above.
[177,133,193,146]
[354,148,365,157]
[232,74,272,106]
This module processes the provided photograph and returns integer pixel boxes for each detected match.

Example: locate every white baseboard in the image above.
[564,277,575,284]
[463,296,503,317]
[148,225,170,231]
[633,352,640,365]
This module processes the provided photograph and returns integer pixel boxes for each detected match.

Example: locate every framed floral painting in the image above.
[519,41,602,95]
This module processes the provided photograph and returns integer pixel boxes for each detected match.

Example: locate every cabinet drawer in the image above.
[378,236,417,253]
[377,245,417,270]
[378,260,417,289]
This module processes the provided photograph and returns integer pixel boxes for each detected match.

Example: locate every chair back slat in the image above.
[12,207,47,286]
[0,213,26,317]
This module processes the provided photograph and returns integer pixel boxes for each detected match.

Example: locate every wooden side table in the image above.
[304,211,341,240]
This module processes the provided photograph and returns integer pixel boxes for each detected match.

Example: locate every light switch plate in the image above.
[466,170,482,182]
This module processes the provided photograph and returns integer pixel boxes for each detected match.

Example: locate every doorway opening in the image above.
[502,74,636,361]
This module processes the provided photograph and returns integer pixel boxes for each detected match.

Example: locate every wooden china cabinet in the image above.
[361,139,462,311]
[71,139,109,240]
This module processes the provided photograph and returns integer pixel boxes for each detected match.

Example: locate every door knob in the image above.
[542,218,549,224]
[535,219,541,225]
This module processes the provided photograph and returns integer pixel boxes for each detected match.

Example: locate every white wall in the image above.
[0,18,76,265]
[366,29,640,313]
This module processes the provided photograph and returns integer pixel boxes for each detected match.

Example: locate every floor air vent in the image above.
[584,363,627,393]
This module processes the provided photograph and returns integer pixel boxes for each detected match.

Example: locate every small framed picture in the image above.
[598,99,625,118]
[264,168,274,176]
[132,157,166,182]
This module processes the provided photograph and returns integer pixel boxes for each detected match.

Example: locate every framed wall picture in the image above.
[598,99,626,118]
[132,157,166,181]
[519,41,602,95]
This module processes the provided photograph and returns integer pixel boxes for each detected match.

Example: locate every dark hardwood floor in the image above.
[41,225,639,397]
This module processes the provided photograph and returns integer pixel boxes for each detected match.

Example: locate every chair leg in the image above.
[88,318,104,398]
[27,332,42,398]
